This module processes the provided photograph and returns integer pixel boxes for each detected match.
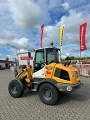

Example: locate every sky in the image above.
[0,0,90,60]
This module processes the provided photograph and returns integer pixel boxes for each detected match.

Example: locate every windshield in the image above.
[46,48,59,64]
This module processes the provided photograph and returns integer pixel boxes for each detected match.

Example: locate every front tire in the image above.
[39,83,59,105]
[8,80,24,98]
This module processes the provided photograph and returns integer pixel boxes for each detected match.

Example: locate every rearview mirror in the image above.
[28,52,31,58]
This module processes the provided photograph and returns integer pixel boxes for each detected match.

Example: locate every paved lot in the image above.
[0,69,90,120]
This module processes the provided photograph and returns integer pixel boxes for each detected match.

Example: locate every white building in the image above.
[18,51,35,67]
[0,60,16,69]
[0,60,6,69]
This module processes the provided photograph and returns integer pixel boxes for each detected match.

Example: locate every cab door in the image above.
[33,49,45,78]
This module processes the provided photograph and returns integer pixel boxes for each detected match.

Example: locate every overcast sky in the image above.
[0,0,90,60]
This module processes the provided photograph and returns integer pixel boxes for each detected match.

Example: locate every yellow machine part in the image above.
[45,63,80,84]
[16,67,33,87]
[16,62,80,87]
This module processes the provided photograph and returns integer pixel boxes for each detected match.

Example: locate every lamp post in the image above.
[6,43,20,63]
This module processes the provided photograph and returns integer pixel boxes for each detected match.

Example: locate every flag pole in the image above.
[80,49,82,74]
[60,47,61,62]
[79,22,87,75]
[79,24,81,63]
[80,50,81,63]
[59,26,61,62]
[79,24,81,74]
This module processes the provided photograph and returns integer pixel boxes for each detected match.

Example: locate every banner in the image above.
[40,24,44,48]
[59,25,64,53]
[80,22,87,51]
[20,56,33,60]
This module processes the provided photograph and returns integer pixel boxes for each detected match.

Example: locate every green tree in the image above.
[65,56,71,60]
[5,57,9,61]
[71,56,75,60]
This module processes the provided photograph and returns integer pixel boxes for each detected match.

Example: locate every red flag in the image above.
[40,24,44,48]
[80,22,87,51]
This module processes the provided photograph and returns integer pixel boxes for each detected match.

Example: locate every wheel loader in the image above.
[8,47,83,105]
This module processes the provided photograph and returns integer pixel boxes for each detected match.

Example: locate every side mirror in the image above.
[28,52,31,58]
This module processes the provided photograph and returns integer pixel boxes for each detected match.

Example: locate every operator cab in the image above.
[34,47,60,72]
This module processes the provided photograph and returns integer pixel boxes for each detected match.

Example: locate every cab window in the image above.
[34,49,44,72]
[46,48,59,64]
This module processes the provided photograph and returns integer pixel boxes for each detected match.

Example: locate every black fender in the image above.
[37,78,58,91]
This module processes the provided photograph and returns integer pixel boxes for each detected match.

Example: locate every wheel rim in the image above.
[42,88,53,101]
[11,84,18,94]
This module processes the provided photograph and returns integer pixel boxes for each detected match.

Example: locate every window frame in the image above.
[33,49,45,72]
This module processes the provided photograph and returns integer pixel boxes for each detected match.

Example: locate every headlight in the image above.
[71,73,75,78]
[67,86,72,91]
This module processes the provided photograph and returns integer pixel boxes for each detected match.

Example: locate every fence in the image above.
[72,64,90,77]
[10,63,90,77]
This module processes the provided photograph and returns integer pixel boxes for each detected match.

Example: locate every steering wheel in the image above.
[35,62,41,67]
[34,62,41,71]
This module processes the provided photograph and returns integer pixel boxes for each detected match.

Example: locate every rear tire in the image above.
[39,83,59,105]
[8,80,24,98]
